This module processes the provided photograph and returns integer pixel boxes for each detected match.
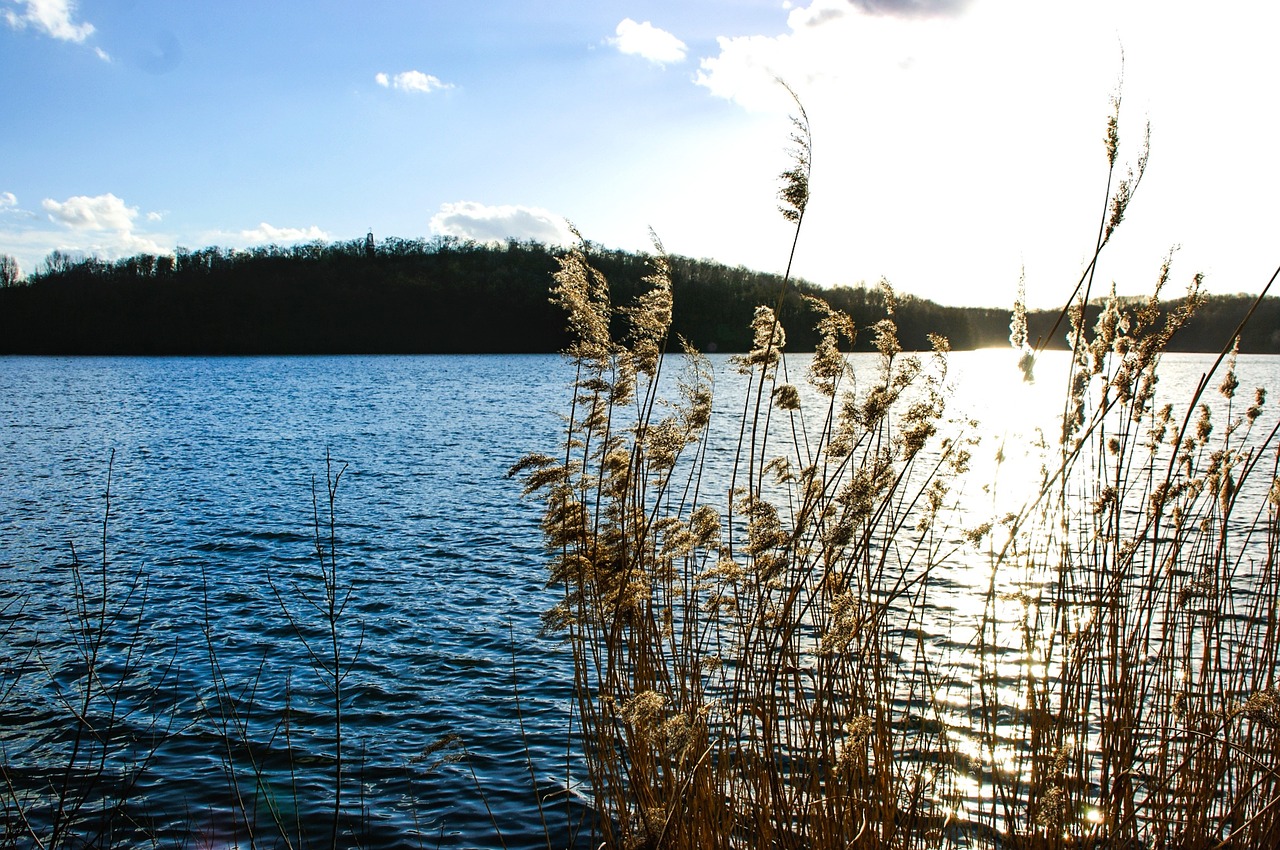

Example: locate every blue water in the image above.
[3,352,1279,848]
[1,355,583,849]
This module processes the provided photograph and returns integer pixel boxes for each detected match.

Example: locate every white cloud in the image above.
[3,0,94,42]
[234,222,330,244]
[375,70,453,94]
[429,202,573,246]
[0,191,169,270]
[115,231,167,256]
[43,193,138,231]
[695,0,1021,110]
[694,32,803,113]
[609,18,687,65]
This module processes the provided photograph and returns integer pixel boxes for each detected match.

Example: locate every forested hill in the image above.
[1,237,1276,355]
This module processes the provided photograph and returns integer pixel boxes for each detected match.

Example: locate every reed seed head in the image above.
[748,305,786,367]
[777,86,812,224]
[773,383,801,411]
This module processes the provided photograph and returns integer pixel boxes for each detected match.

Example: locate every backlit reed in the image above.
[515,89,1280,850]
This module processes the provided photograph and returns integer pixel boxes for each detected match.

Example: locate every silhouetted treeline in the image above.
[1,238,1275,354]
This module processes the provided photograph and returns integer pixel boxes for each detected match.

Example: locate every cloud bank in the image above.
[17,192,168,264]
[609,18,687,65]
[429,202,573,246]
[3,0,94,42]
[0,190,332,273]
[375,70,453,94]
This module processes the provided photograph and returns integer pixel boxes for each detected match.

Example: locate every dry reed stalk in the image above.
[967,126,1280,846]
[516,84,1280,850]
[516,99,969,850]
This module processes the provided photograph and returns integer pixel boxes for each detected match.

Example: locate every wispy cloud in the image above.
[375,70,453,94]
[3,0,95,42]
[429,201,573,246]
[609,18,687,65]
[0,192,17,210]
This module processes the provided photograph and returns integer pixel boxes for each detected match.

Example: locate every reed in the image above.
[202,450,371,848]
[969,281,1280,849]
[963,87,1280,848]
[0,451,178,848]
[0,453,374,849]
[513,90,1280,849]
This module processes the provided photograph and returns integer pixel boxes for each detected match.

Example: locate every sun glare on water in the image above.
[947,347,1072,518]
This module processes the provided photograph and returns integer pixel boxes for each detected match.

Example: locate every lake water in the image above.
[2,351,1277,848]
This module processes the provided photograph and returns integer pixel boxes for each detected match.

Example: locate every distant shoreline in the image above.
[3,238,1275,355]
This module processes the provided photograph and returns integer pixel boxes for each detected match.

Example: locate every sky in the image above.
[2,0,1277,309]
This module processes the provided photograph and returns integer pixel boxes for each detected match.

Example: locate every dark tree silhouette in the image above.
[0,238,1273,355]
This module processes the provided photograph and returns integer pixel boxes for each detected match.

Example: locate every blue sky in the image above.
[2,0,1277,308]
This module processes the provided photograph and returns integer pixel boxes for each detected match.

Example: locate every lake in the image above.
[1,351,1277,848]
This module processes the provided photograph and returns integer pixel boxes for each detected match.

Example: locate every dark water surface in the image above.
[3,352,1279,848]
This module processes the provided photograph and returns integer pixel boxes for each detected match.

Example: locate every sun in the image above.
[946,347,1071,519]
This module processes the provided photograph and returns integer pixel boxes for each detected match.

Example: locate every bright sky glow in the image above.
[2,0,1277,308]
